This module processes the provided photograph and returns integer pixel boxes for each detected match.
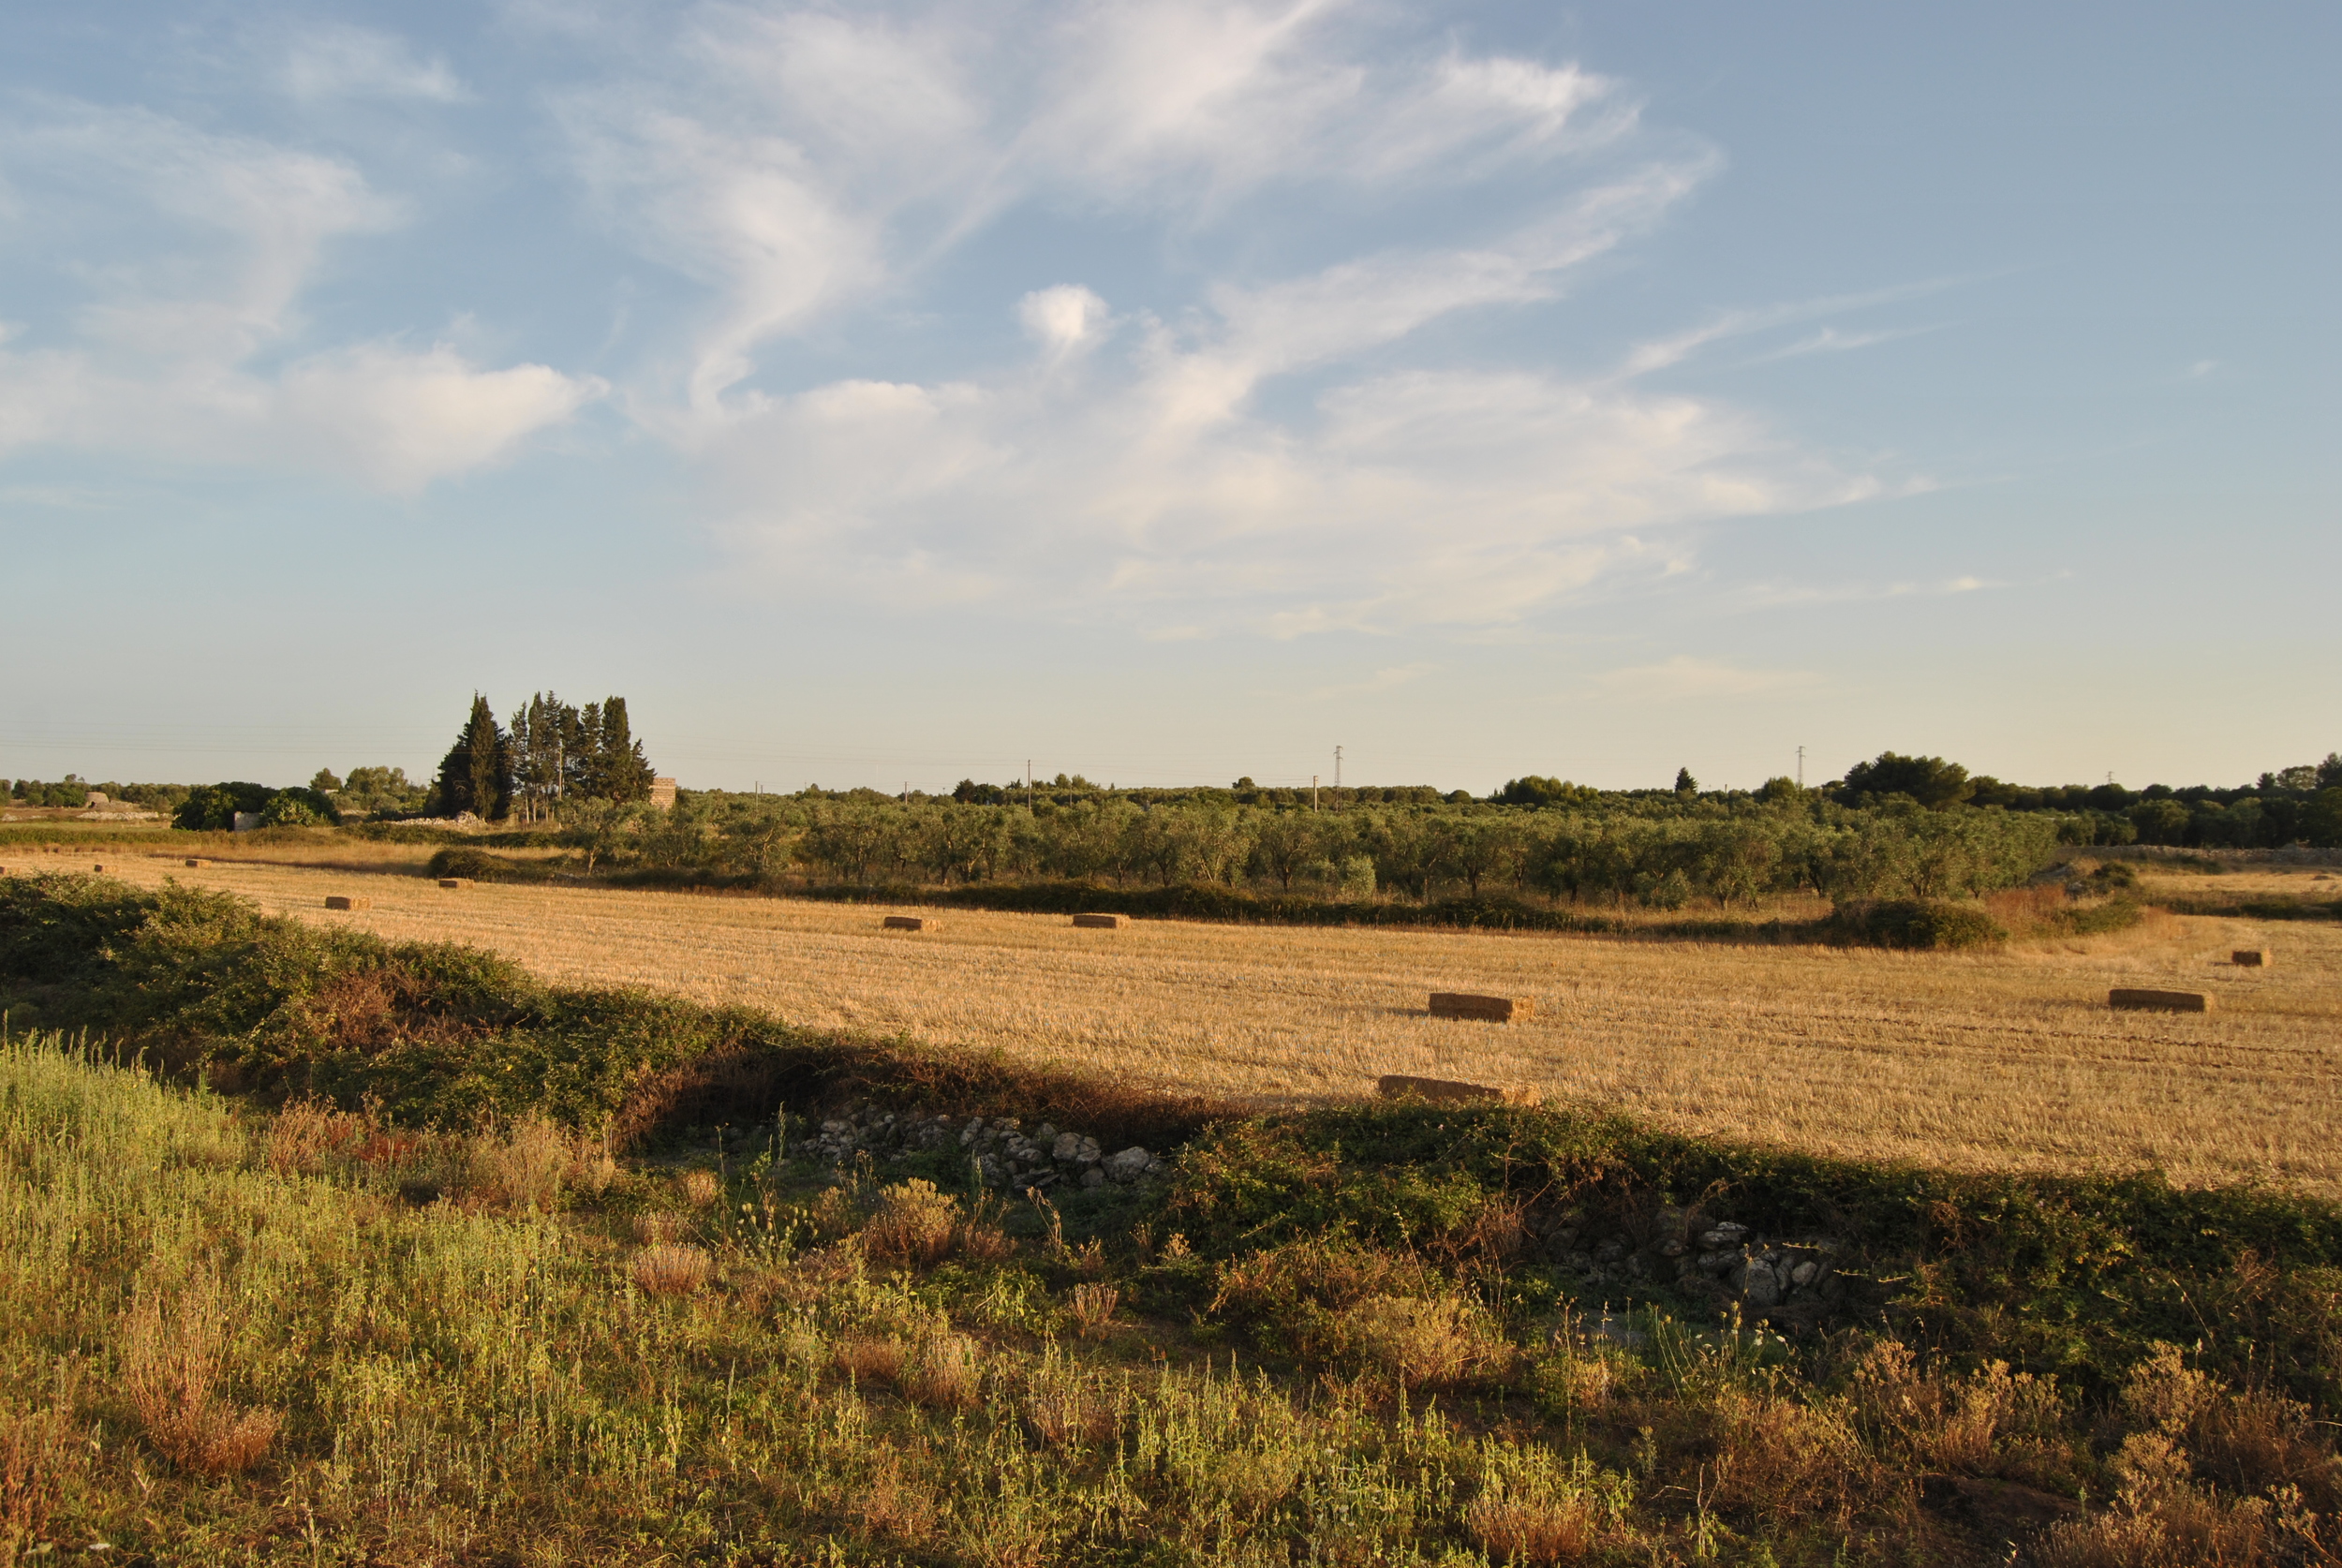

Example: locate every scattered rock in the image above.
[792,1102,1166,1191]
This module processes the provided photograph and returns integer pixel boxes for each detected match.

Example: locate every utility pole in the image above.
[1796,747,1804,789]
[1312,774,1319,812]
[1027,759,1033,810]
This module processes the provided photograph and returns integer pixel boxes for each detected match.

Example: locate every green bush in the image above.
[2052,898,2144,936]
[425,846,564,883]
[1825,898,2007,950]
[173,781,272,831]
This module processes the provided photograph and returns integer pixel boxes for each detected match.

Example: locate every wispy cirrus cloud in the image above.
[0,96,600,490]
[536,1,1884,633]
[282,25,469,103]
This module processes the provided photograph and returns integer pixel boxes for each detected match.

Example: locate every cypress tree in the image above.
[567,702,603,800]
[434,694,511,820]
[598,697,657,802]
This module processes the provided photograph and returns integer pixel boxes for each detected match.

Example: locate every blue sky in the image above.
[3,2,2335,793]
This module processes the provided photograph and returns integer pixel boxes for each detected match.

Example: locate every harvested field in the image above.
[90,855,2342,1193]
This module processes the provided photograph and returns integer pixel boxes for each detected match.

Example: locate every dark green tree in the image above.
[172,782,274,831]
[596,697,656,802]
[1837,752,1975,808]
[2305,788,2342,850]
[434,694,511,820]
[1674,767,1698,795]
[309,767,342,792]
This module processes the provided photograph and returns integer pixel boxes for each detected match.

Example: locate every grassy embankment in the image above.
[3,873,2341,1564]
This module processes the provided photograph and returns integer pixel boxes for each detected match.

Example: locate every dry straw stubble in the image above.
[100,856,2342,1194]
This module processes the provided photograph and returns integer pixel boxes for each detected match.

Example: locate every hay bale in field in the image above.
[2232,949,2272,968]
[323,895,373,911]
[2111,987,2212,1013]
[1377,1074,1543,1108]
[91,863,106,873]
[1428,992,1533,1023]
[882,914,934,931]
[185,858,210,867]
[437,878,475,890]
[1072,912,1127,929]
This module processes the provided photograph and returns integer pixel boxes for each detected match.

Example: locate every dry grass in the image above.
[99,856,2342,1193]
[628,1244,712,1297]
[1064,1282,1119,1339]
[465,1117,574,1212]
[864,1178,960,1269]
[122,1275,283,1476]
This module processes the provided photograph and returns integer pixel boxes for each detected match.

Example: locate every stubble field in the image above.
[60,848,2338,1195]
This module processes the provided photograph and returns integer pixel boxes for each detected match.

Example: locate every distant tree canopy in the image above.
[172,782,340,831]
[1490,776,1600,807]
[431,690,658,822]
[1836,752,1975,809]
[337,766,428,817]
[6,776,90,808]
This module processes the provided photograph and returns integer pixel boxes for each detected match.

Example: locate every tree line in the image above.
[432,691,658,821]
[606,788,2066,910]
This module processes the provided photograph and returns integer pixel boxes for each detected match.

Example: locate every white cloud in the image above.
[273,345,608,492]
[702,275,1878,633]
[283,26,468,103]
[555,0,1647,417]
[0,101,597,487]
[1019,285,1110,356]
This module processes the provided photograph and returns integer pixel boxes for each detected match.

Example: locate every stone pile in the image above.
[754,1102,1169,1192]
[1540,1212,1841,1318]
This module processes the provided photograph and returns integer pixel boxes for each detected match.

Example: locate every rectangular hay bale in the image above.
[437,878,475,889]
[882,914,934,931]
[2110,987,2212,1013]
[1072,912,1127,929]
[1377,1074,1543,1108]
[2232,949,2271,968]
[185,858,210,867]
[1428,991,1534,1023]
[323,895,373,911]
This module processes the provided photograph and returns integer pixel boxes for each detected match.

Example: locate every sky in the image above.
[2,1,2335,795]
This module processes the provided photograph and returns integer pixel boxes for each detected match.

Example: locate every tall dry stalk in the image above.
[1,1406,72,1558]
[465,1117,573,1211]
[121,1274,282,1477]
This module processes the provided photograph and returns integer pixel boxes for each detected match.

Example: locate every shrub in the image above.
[424,846,559,883]
[123,1275,283,1476]
[173,782,272,832]
[629,1244,712,1297]
[1825,898,2007,950]
[1331,1294,1511,1390]
[0,1406,73,1545]
[2052,898,2144,937]
[467,1117,574,1211]
[260,791,320,828]
[903,1333,984,1409]
[863,1178,959,1268]
[1065,1282,1119,1339]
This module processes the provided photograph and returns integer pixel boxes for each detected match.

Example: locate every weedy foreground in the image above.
[3,874,2340,1565]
